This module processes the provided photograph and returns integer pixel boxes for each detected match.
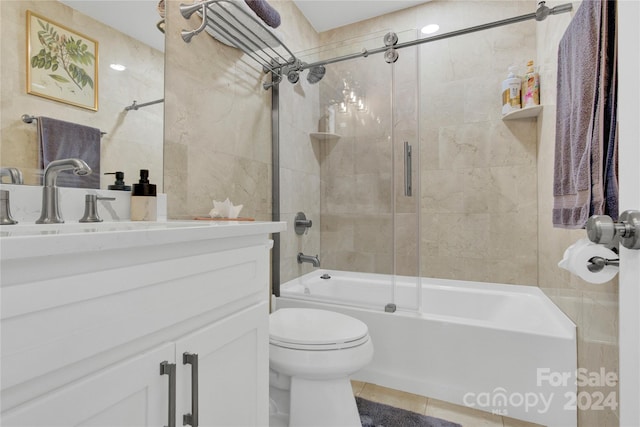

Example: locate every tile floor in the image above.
[351,381,545,427]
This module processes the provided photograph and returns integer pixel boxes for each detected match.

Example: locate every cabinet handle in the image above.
[160,361,176,427]
[183,352,199,427]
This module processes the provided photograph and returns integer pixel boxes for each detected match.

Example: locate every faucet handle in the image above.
[79,194,116,223]
[294,212,313,235]
[0,190,18,225]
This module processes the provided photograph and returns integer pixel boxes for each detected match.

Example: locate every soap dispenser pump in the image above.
[105,171,131,191]
[130,169,157,221]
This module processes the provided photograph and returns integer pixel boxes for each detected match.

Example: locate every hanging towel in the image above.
[197,0,284,50]
[244,0,280,28]
[38,117,101,189]
[601,0,618,220]
[552,0,617,228]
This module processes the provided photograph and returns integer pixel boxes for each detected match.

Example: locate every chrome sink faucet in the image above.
[0,167,24,184]
[36,158,92,224]
[297,252,320,267]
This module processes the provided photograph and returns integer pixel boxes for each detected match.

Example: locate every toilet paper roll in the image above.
[558,238,618,284]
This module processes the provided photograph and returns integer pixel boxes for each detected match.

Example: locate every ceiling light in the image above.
[110,63,126,71]
[421,24,440,35]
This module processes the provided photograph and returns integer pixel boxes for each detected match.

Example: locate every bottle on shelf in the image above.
[501,65,522,115]
[522,60,540,108]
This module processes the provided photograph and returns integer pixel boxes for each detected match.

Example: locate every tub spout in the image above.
[297,252,320,267]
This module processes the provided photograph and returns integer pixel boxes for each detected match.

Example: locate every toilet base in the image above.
[270,374,361,427]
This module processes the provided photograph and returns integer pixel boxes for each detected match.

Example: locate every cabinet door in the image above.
[1,343,175,427]
[176,301,269,427]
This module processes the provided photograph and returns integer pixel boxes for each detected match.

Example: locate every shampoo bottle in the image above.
[130,169,157,221]
[501,66,521,115]
[522,60,540,108]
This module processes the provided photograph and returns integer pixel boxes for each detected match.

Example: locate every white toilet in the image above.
[268,308,374,427]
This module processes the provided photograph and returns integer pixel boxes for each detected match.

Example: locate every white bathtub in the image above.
[275,270,577,427]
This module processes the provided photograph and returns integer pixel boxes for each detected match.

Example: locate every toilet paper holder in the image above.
[587,256,619,273]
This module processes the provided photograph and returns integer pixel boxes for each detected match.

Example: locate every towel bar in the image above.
[21,114,106,136]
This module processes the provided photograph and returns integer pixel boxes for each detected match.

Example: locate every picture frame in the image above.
[26,10,99,111]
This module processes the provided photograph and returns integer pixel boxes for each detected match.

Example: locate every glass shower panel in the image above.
[417,3,539,286]
[318,52,396,311]
[281,30,420,311]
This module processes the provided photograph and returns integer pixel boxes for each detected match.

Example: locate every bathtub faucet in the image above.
[297,252,320,267]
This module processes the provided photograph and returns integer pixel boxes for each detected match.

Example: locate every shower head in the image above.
[287,71,300,84]
[307,65,326,84]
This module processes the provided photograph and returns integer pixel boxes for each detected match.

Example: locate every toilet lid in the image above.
[270,308,369,350]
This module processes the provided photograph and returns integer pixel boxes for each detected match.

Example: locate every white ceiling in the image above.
[59,0,165,52]
[58,0,432,52]
[293,0,432,32]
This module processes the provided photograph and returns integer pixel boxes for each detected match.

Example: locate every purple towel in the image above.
[38,117,101,189]
[601,0,618,220]
[244,0,280,28]
[552,0,617,228]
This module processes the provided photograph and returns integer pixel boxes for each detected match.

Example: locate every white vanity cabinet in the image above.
[1,342,176,427]
[0,221,285,427]
[175,302,269,427]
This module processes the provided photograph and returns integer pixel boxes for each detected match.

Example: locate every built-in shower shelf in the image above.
[502,105,543,121]
[310,132,341,141]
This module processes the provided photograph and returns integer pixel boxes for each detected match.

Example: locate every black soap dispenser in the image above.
[130,169,157,221]
[104,171,131,191]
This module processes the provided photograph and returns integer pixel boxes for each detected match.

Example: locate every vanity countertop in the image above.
[0,220,286,260]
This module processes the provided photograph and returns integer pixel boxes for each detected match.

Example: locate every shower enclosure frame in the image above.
[270,1,574,296]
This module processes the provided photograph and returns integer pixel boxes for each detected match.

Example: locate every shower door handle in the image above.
[404,141,412,197]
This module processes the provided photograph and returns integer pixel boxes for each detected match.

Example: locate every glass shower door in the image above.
[280,29,420,312]
[317,51,397,310]
[391,34,421,312]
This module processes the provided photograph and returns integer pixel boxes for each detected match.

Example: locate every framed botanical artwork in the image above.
[26,10,98,111]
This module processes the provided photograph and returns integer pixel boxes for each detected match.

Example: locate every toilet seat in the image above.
[269,308,369,351]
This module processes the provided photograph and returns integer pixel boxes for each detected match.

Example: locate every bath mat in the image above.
[357,397,461,427]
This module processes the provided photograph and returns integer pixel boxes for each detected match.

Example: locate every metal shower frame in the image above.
[297,1,572,78]
[270,1,573,296]
[180,1,572,91]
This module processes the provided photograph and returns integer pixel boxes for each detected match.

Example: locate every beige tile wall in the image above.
[317,1,538,285]
[418,1,538,284]
[164,0,320,283]
[164,0,272,220]
[0,1,163,189]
